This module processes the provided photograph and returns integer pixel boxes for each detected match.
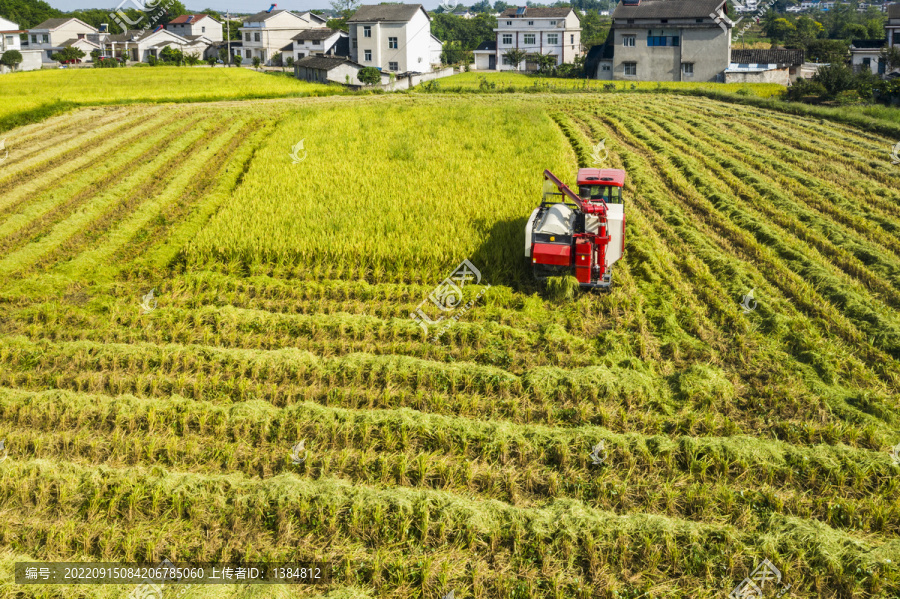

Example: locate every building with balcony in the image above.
[474,6,581,71]
[237,9,326,65]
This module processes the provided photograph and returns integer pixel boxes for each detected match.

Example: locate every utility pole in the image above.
[226,11,230,65]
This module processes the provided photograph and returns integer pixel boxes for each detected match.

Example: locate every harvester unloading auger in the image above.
[526,168,626,289]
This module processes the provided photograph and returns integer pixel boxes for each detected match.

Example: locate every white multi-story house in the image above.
[474,6,581,71]
[237,9,326,65]
[347,4,443,74]
[0,17,42,72]
[27,18,100,63]
[287,28,349,61]
[166,14,223,43]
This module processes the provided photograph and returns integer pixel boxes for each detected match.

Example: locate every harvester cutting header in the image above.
[526,168,626,289]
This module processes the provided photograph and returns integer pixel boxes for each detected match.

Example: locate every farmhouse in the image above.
[166,14,223,43]
[850,39,887,75]
[593,0,732,82]
[104,28,212,63]
[726,49,804,85]
[886,4,900,47]
[347,4,442,73]
[238,9,327,65]
[0,16,42,72]
[294,55,371,84]
[27,18,100,64]
[474,6,582,71]
[286,28,349,62]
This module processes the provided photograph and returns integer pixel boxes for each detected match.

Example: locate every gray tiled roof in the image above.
[31,17,95,31]
[499,7,573,18]
[292,28,341,41]
[347,4,424,23]
[295,55,358,70]
[613,0,725,20]
[730,48,804,65]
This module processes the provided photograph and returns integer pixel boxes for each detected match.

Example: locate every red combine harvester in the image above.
[525,168,626,289]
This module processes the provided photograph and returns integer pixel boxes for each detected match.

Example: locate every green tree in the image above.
[233,53,243,67]
[793,16,823,43]
[494,1,510,12]
[503,48,527,71]
[766,18,796,42]
[881,46,900,72]
[51,46,86,63]
[162,0,187,24]
[271,51,283,71]
[812,62,855,97]
[330,0,360,19]
[357,66,381,85]
[580,10,610,47]
[285,56,295,69]
[804,39,849,63]
[0,49,22,71]
[160,46,185,64]
[206,54,217,66]
[530,52,557,75]
[0,0,63,28]
[218,47,229,65]
[252,55,261,69]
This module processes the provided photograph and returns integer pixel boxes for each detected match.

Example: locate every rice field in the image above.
[427,72,786,97]
[0,67,338,129]
[0,90,899,599]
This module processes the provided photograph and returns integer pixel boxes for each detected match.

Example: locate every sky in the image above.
[45,0,451,13]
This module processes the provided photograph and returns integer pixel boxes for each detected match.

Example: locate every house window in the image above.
[623,62,637,76]
[524,34,535,45]
[570,34,574,43]
[47,50,53,58]
[696,18,703,22]
[389,61,398,70]
[627,19,634,24]
[501,55,511,65]
[298,52,305,58]
[42,34,49,43]
[623,35,635,46]
[297,39,304,44]
[388,36,397,48]
[506,20,511,25]
[547,34,558,44]
[31,34,37,43]
[364,49,371,61]
[352,38,357,48]
[254,32,260,42]
[682,62,694,76]
[528,20,533,25]
[364,26,371,37]
[550,20,557,25]
[661,19,668,23]
[245,49,251,58]
[313,40,320,45]
[502,34,512,44]
[202,26,205,32]
[647,35,679,46]
[602,64,610,71]
[245,33,250,42]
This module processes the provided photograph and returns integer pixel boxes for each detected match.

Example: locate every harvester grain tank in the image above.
[525,168,626,288]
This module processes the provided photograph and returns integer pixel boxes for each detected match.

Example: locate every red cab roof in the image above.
[577,168,625,187]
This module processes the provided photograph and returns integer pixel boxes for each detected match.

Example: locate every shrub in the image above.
[357,67,381,85]
[0,49,22,71]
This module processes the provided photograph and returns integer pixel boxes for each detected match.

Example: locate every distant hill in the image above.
[0,0,64,28]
